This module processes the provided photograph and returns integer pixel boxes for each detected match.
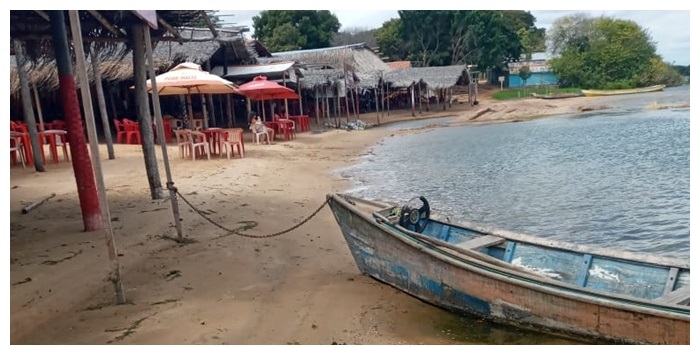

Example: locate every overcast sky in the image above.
[218,10,690,66]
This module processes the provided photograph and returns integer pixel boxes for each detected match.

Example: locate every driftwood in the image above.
[21,193,56,214]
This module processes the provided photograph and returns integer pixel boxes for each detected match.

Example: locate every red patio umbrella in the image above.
[238,75,299,121]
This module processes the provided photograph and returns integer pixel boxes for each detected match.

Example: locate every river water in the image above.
[336,85,690,343]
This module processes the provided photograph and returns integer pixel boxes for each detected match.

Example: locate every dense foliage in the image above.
[547,14,684,89]
[375,10,543,70]
[252,11,341,52]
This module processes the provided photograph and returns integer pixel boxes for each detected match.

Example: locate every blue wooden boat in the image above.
[326,193,690,344]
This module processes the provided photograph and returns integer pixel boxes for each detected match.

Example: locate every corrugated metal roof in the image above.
[210,61,295,77]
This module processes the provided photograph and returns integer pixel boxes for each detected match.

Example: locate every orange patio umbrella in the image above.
[238,75,299,121]
[144,62,244,128]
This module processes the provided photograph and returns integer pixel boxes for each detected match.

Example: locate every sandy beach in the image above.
[9,91,609,344]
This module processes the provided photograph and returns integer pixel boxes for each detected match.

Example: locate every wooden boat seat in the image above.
[653,285,690,306]
[455,235,505,250]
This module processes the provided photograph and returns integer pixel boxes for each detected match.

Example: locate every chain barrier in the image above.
[175,189,330,239]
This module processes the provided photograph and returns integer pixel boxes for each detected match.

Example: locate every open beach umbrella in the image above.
[238,75,299,121]
[144,62,244,128]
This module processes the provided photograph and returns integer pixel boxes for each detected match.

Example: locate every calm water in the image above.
[339,85,690,260]
[336,86,689,343]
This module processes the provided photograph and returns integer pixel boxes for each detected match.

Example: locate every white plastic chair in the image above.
[10,131,26,168]
[222,129,244,159]
[188,130,210,161]
[173,129,191,159]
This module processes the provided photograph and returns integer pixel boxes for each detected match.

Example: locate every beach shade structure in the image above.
[238,75,299,121]
[144,62,244,129]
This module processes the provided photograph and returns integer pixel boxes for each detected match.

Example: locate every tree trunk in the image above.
[131,23,163,200]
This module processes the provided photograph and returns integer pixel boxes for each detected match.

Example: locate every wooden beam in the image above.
[13,34,215,43]
[200,10,219,38]
[34,10,50,22]
[87,10,124,37]
[157,17,183,43]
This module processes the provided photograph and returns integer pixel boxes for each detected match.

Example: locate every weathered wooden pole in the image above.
[68,10,125,304]
[386,82,390,116]
[410,83,416,116]
[201,94,209,129]
[31,85,45,132]
[131,23,163,200]
[344,83,350,123]
[13,40,45,172]
[314,87,320,128]
[185,94,194,128]
[418,82,423,114]
[349,87,358,120]
[143,24,184,242]
[226,94,234,127]
[49,10,102,231]
[90,46,115,159]
[297,76,304,115]
[336,84,342,128]
[375,87,382,124]
[282,70,289,114]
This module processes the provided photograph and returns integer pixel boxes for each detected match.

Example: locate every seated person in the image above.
[250,115,274,142]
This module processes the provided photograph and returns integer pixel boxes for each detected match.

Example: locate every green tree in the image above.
[398,11,453,67]
[547,15,673,89]
[375,18,408,62]
[638,57,685,87]
[519,65,532,85]
[252,11,341,52]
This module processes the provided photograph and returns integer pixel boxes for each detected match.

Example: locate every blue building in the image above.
[507,52,558,88]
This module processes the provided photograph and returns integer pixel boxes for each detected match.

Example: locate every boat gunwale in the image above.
[328,193,690,319]
[334,193,689,270]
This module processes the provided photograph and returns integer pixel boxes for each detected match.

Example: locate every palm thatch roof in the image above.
[10,10,212,60]
[10,27,257,96]
[299,69,350,89]
[268,43,391,89]
[385,65,470,89]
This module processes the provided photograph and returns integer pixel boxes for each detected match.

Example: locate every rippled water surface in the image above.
[340,86,690,259]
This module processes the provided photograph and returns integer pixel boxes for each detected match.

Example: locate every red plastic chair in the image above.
[113,119,128,144]
[122,119,141,144]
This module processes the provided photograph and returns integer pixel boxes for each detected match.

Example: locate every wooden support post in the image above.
[386,82,390,116]
[418,82,423,114]
[90,46,115,159]
[13,40,45,172]
[144,24,184,242]
[131,23,163,199]
[336,84,342,128]
[374,86,380,125]
[32,85,45,132]
[349,87,358,120]
[282,71,289,114]
[315,87,320,128]
[68,10,125,304]
[298,76,304,115]
[226,94,233,127]
[245,96,251,124]
[410,83,416,117]
[185,94,193,128]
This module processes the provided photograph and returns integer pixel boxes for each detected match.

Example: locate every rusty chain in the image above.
[175,190,330,239]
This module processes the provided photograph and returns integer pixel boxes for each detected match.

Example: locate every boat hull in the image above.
[581,84,665,97]
[327,195,690,344]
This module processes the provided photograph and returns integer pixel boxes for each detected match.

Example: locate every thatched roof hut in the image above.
[10,27,260,96]
[265,43,391,89]
[385,65,470,90]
